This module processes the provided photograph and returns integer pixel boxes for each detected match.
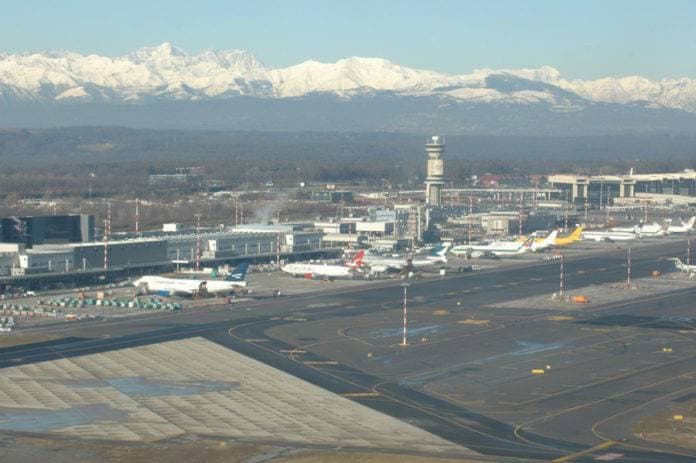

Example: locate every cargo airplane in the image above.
[281,251,364,280]
[134,263,250,296]
[553,227,583,246]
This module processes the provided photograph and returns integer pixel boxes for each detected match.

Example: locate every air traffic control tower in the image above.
[424,135,445,206]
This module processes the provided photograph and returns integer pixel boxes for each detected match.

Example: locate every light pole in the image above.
[688,238,691,266]
[400,283,410,346]
[627,247,632,288]
[195,214,201,271]
[559,253,564,298]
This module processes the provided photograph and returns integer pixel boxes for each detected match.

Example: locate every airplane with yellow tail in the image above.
[554,227,583,246]
[515,227,583,247]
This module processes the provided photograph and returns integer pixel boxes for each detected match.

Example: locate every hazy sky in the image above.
[4,0,696,79]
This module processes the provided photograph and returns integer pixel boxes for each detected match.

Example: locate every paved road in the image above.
[2,238,696,461]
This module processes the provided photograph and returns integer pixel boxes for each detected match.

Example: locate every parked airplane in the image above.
[637,222,669,238]
[531,230,558,252]
[281,251,364,280]
[515,231,551,245]
[668,258,696,275]
[581,230,638,242]
[667,217,696,234]
[610,224,642,234]
[452,236,535,259]
[553,227,584,246]
[133,263,250,296]
[362,243,451,272]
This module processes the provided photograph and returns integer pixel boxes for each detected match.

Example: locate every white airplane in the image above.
[667,217,696,234]
[281,251,364,280]
[530,230,559,253]
[452,235,535,259]
[610,224,642,234]
[133,263,250,296]
[581,230,639,242]
[668,258,696,275]
[638,222,669,238]
[362,243,451,272]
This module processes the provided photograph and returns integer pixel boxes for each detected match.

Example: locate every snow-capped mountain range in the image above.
[2,42,696,113]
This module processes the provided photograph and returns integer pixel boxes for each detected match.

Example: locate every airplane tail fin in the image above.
[226,262,250,281]
[541,230,558,247]
[520,235,535,250]
[348,250,365,268]
[686,217,696,229]
[430,242,451,257]
[570,227,583,241]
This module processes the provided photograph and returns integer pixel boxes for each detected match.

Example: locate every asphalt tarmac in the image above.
[2,237,696,462]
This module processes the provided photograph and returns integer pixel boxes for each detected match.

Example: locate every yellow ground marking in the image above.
[457,319,490,325]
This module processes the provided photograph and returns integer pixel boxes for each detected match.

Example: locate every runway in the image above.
[2,238,696,461]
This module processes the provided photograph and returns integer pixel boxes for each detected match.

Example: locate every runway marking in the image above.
[245,338,268,342]
[591,382,696,459]
[303,360,339,365]
[228,326,557,456]
[515,371,696,453]
[280,349,306,354]
[552,440,616,463]
[341,392,380,397]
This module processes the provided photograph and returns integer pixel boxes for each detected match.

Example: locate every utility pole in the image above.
[688,238,691,266]
[135,198,140,233]
[517,193,524,235]
[103,219,109,271]
[400,283,409,346]
[276,210,281,267]
[468,193,473,243]
[584,194,589,224]
[107,202,112,237]
[195,214,201,271]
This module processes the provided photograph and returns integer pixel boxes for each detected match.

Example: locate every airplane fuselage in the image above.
[133,275,246,296]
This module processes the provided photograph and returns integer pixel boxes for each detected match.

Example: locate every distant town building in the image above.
[310,190,354,203]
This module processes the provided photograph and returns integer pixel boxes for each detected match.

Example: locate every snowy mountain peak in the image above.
[1,44,696,113]
[129,42,187,61]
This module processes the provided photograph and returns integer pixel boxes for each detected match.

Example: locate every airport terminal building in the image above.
[549,170,696,205]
